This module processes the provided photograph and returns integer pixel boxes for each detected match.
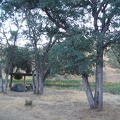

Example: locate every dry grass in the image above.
[0,88,120,120]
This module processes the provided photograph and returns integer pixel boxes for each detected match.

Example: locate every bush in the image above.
[25,99,33,106]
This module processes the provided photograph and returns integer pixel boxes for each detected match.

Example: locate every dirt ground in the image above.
[0,87,120,120]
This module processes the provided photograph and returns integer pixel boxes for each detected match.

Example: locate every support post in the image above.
[9,74,13,89]
[24,75,26,92]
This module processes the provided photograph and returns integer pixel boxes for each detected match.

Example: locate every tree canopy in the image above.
[49,28,95,76]
[3,45,32,73]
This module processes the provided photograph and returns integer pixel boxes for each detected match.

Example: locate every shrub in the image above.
[25,99,33,106]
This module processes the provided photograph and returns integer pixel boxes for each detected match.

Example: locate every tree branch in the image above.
[43,7,70,30]
[101,17,111,33]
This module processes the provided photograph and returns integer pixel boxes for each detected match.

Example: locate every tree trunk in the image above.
[0,64,3,92]
[32,71,36,94]
[9,74,13,89]
[39,67,44,95]
[43,68,50,83]
[4,73,9,93]
[94,45,104,110]
[82,75,96,109]
[35,66,44,94]
[4,64,12,93]
[5,65,12,93]
[39,75,44,94]
[34,66,50,95]
[35,67,40,94]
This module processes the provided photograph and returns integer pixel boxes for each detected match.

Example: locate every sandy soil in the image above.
[0,88,120,120]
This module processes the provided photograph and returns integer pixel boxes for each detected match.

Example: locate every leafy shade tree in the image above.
[23,8,58,94]
[1,0,59,94]
[2,45,32,92]
[49,28,96,108]
[1,43,17,93]
[88,0,120,110]
[46,0,120,110]
[0,6,23,92]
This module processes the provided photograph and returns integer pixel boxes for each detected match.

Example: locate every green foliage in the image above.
[14,47,32,73]
[3,45,32,73]
[49,28,95,76]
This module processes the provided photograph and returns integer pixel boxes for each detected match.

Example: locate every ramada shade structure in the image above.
[9,73,34,91]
